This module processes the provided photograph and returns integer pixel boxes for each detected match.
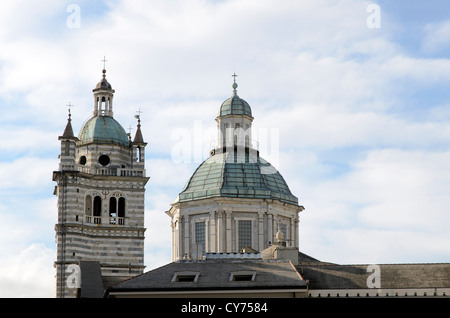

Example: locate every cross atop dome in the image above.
[232,72,238,95]
[101,56,107,70]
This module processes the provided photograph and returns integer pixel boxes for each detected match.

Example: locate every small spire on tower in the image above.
[133,109,145,144]
[62,102,75,138]
[232,72,238,96]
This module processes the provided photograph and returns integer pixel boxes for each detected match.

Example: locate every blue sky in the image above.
[1,0,450,297]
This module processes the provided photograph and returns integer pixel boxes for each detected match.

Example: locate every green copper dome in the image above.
[176,150,298,205]
[219,95,253,118]
[219,80,252,118]
[78,116,129,147]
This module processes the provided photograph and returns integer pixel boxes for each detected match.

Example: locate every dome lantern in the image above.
[216,74,254,150]
[92,60,115,117]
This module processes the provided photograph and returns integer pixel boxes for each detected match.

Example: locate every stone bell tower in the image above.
[53,66,149,298]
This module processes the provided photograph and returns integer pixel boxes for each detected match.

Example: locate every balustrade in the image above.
[85,215,126,226]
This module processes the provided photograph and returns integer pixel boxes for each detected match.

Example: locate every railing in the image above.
[62,164,145,177]
[85,215,126,226]
[210,139,260,151]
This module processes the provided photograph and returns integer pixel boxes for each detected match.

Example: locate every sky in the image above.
[0,0,450,297]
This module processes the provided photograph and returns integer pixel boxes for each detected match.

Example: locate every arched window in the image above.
[109,197,117,224]
[118,197,126,218]
[109,197,117,217]
[85,195,92,216]
[108,196,126,225]
[79,156,87,165]
[93,196,102,224]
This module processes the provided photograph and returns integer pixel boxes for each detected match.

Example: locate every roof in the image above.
[298,263,450,289]
[107,259,307,294]
[219,94,253,118]
[79,261,104,298]
[176,149,299,205]
[100,247,450,297]
[78,115,129,147]
[94,69,113,90]
[133,121,145,144]
[60,115,75,139]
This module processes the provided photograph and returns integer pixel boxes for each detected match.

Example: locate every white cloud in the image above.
[298,148,450,264]
[0,157,57,189]
[0,243,55,298]
[255,102,450,156]
[144,192,174,270]
[422,19,450,54]
[0,127,59,155]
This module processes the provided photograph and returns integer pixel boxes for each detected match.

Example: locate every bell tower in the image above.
[53,66,149,298]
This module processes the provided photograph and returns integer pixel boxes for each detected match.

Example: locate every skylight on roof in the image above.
[229,271,256,282]
[172,271,200,283]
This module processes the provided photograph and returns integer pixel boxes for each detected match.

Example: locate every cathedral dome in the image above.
[218,81,252,118]
[176,150,298,205]
[95,77,112,90]
[94,69,113,90]
[78,116,129,147]
[219,95,252,118]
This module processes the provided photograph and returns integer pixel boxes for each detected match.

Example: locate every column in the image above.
[209,211,216,253]
[225,209,232,253]
[290,217,295,248]
[217,211,224,253]
[267,212,273,245]
[171,218,176,261]
[205,219,210,253]
[258,211,264,250]
[183,215,190,259]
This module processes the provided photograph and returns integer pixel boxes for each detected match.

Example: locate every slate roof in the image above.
[176,150,299,205]
[79,261,104,298]
[107,259,307,294]
[297,263,450,290]
[101,251,450,297]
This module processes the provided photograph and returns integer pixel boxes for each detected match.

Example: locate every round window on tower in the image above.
[79,156,87,165]
[98,155,110,166]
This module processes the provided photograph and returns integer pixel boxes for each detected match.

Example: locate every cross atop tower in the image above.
[135,108,143,120]
[101,56,107,70]
[232,72,238,83]
[66,101,74,116]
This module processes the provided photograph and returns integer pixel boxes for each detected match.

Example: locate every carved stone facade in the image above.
[167,197,302,261]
